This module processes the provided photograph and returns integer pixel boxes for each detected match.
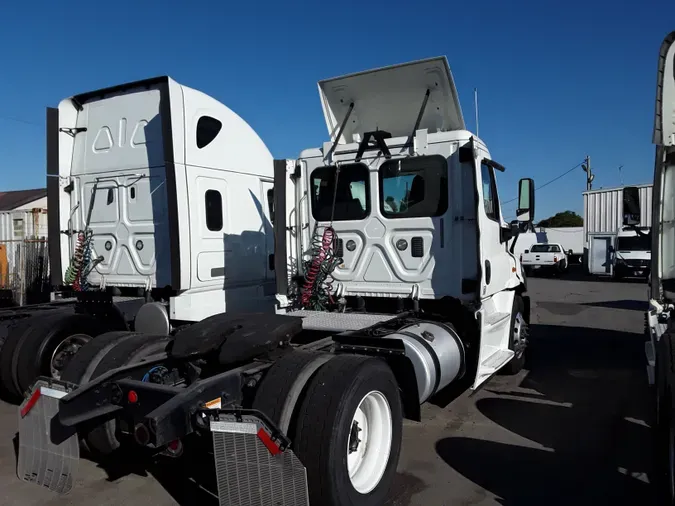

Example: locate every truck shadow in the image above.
[553,266,647,284]
[86,437,221,503]
[435,324,655,505]
[91,432,417,505]
[582,299,648,311]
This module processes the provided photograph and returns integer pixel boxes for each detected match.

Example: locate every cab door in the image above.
[476,155,517,297]
[469,139,521,389]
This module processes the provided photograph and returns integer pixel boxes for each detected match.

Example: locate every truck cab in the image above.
[613,226,651,280]
[274,57,535,387]
[49,78,277,324]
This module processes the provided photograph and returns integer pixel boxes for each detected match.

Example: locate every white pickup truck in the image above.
[520,243,568,276]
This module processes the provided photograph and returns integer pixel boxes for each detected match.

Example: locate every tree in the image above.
[537,210,583,228]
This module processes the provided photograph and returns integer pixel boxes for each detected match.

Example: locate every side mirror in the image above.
[623,186,640,226]
[516,178,535,223]
[524,249,529,254]
[568,249,573,256]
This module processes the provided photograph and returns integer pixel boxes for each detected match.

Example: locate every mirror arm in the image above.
[509,231,520,254]
[500,227,512,244]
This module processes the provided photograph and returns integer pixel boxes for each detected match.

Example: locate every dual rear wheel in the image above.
[0,311,115,401]
[60,331,171,456]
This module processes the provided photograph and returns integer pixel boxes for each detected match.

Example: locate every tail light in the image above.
[553,256,558,263]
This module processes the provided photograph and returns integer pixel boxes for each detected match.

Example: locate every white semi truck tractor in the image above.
[646,30,675,504]
[14,57,536,506]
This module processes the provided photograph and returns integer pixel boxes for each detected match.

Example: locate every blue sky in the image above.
[0,0,673,221]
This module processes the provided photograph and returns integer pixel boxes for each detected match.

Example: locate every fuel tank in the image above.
[383,321,465,403]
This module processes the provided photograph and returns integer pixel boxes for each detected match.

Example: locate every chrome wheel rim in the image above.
[513,312,527,359]
[50,333,91,379]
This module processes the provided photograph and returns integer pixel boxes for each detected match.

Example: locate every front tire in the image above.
[292,355,402,506]
[502,295,527,375]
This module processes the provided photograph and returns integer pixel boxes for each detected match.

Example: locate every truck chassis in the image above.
[15,305,530,505]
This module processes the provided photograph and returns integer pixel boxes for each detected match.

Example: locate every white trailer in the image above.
[11,58,536,506]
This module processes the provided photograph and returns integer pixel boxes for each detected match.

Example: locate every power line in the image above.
[502,161,584,205]
[0,115,42,128]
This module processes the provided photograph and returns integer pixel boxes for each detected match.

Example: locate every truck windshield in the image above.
[310,163,370,222]
[530,244,560,253]
[378,155,448,218]
[617,235,650,252]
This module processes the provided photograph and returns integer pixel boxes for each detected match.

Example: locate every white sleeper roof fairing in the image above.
[654,31,675,147]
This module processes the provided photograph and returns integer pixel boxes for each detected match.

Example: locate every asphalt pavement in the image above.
[0,274,655,505]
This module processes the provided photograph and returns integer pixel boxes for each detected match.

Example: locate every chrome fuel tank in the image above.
[383,321,465,403]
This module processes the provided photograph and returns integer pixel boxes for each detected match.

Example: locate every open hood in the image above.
[318,56,465,144]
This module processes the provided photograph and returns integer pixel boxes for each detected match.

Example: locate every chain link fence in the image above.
[0,239,51,307]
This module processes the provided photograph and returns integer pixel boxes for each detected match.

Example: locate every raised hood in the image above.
[318,56,465,144]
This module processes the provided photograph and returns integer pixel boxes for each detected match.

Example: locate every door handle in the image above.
[485,260,491,285]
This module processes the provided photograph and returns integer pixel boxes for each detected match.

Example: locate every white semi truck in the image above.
[646,30,675,504]
[12,58,536,506]
[613,226,651,280]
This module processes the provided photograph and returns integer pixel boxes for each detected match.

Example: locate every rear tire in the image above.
[13,312,115,394]
[86,333,170,456]
[60,332,170,457]
[60,331,140,386]
[251,350,331,431]
[291,355,402,506]
[0,317,40,401]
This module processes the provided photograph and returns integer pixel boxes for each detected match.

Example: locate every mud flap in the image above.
[17,379,79,494]
[210,413,309,506]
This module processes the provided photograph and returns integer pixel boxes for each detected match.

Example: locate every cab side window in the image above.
[481,163,500,222]
[205,189,223,231]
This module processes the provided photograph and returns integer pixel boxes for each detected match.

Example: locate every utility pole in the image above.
[582,155,594,191]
